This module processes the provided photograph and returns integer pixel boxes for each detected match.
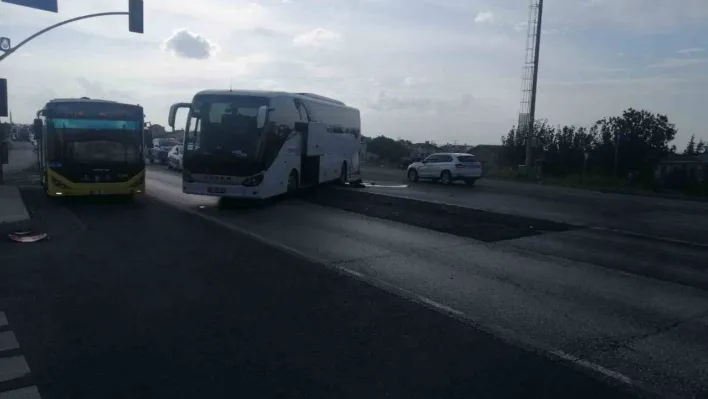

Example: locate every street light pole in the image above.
[0,12,129,63]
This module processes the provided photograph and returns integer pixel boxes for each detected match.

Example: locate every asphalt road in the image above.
[145,166,708,399]
[359,164,708,246]
[0,182,643,398]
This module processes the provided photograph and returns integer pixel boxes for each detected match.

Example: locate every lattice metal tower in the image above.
[518,0,544,169]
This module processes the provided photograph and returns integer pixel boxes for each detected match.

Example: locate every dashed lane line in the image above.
[0,332,19,352]
[0,313,42,398]
[0,386,41,399]
[0,356,30,384]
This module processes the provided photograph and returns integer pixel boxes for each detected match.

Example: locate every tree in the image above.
[498,108,678,181]
[591,108,676,176]
[367,135,409,162]
[684,134,697,155]
[695,139,706,155]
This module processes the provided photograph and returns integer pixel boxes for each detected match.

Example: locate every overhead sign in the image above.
[1,0,58,13]
[0,37,9,53]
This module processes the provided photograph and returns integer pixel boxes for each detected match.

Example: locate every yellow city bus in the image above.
[33,98,153,197]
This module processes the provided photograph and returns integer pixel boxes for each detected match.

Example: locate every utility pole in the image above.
[614,132,621,178]
[521,0,544,171]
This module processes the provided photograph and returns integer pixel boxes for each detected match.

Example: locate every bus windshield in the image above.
[48,118,142,164]
[186,95,269,160]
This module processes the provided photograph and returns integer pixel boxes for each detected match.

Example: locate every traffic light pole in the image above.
[0,11,128,63]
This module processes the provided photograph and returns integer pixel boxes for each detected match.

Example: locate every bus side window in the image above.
[293,100,306,122]
[186,117,201,150]
[295,99,313,122]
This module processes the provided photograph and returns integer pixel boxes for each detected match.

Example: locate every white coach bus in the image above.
[167,90,362,199]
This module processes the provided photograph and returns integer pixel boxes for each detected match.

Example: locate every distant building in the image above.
[468,144,504,171]
[409,142,440,160]
[655,153,708,191]
[149,124,166,137]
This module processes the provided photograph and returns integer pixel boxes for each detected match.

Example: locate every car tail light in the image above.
[455,164,466,169]
[473,162,482,168]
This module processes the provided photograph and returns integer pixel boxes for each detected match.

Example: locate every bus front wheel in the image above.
[287,170,299,195]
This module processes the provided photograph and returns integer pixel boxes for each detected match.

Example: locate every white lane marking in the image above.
[339,267,364,278]
[0,386,42,399]
[149,190,643,394]
[589,226,708,249]
[0,331,19,352]
[550,350,633,385]
[0,356,30,383]
[416,296,465,317]
[0,312,7,328]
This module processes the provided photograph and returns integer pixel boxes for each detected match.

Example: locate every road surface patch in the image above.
[301,186,581,242]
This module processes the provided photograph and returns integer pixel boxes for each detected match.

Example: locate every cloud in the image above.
[366,91,474,113]
[648,58,708,69]
[474,11,494,24]
[162,29,219,60]
[75,77,134,102]
[403,77,429,87]
[677,47,705,55]
[2,0,708,149]
[292,28,342,47]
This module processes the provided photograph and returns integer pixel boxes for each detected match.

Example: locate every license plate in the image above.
[90,190,104,195]
[207,187,226,194]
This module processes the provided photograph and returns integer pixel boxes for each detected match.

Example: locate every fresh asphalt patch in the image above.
[301,186,581,242]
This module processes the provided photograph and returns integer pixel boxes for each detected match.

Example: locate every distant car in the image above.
[406,152,482,186]
[167,145,183,171]
[148,138,180,165]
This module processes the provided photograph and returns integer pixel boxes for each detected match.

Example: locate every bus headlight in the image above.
[130,175,145,187]
[242,174,264,187]
[51,177,70,189]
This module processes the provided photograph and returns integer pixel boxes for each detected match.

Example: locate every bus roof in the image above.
[44,98,142,108]
[194,89,350,108]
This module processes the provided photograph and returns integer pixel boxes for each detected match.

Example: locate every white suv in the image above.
[406,153,482,186]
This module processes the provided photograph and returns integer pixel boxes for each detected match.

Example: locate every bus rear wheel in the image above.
[338,162,348,185]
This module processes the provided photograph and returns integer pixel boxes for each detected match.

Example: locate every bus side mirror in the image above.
[168,102,191,129]
[32,118,43,139]
[144,129,154,149]
[1,142,8,165]
[256,105,268,129]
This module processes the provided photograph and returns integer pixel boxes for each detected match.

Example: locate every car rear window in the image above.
[159,139,180,146]
[457,156,477,163]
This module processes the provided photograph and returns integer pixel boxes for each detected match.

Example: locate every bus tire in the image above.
[337,162,348,185]
[287,170,299,195]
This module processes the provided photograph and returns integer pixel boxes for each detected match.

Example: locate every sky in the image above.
[1,0,707,148]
